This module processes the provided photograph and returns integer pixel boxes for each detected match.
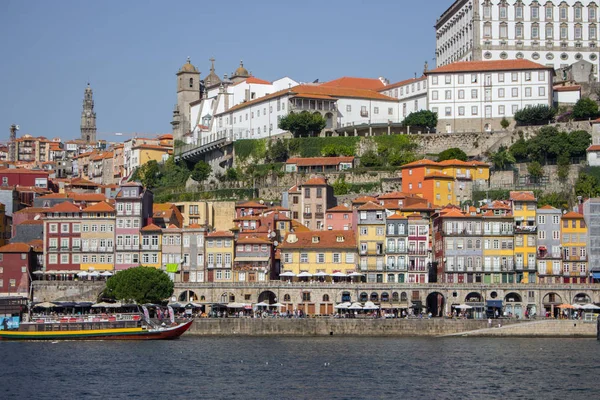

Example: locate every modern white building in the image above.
[435,0,599,80]
[425,59,554,132]
[378,75,429,119]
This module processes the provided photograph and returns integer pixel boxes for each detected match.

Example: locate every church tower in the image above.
[80,83,97,143]
[172,57,201,143]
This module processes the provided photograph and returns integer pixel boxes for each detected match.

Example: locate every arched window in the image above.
[359,292,368,302]
[392,292,399,302]
[370,292,379,302]
[381,292,389,302]
[220,293,228,303]
[322,294,330,302]
[229,294,235,303]
[189,78,194,88]
[401,292,408,302]
[200,295,206,301]
[341,292,351,302]
[283,294,291,302]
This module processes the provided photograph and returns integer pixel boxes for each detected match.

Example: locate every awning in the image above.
[592,272,600,279]
[166,263,178,273]
[234,256,270,262]
[486,300,503,308]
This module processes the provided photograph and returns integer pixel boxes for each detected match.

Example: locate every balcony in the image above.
[315,212,324,220]
[207,263,214,269]
[564,255,587,262]
[303,213,312,219]
[408,250,429,256]
[514,225,537,233]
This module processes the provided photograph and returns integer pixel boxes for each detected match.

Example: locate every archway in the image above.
[573,293,591,304]
[359,292,368,302]
[341,291,352,303]
[504,292,523,318]
[258,290,277,305]
[178,290,198,302]
[542,292,563,318]
[465,292,484,319]
[370,292,379,302]
[426,292,445,317]
[220,292,235,303]
[381,292,390,302]
[465,292,482,302]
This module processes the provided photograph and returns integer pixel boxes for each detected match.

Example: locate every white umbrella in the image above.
[32,271,44,275]
[271,303,284,308]
[334,302,350,309]
[105,302,122,308]
[255,301,270,307]
[227,302,246,309]
[348,302,363,310]
[363,301,379,310]
[100,271,113,277]
[313,272,329,277]
[454,304,473,310]
[92,302,111,308]
[297,272,313,278]
[78,271,88,277]
[88,271,100,277]
[581,303,600,310]
[34,301,57,308]
[331,272,347,278]
[279,271,296,277]
[348,272,364,277]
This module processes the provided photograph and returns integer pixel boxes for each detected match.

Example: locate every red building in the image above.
[43,201,82,274]
[325,204,355,231]
[0,242,35,297]
[0,168,49,188]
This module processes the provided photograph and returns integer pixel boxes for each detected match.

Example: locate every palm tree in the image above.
[491,149,516,170]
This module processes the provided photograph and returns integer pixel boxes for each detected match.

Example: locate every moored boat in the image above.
[0,314,193,341]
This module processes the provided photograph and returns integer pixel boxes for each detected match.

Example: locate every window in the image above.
[445,90,451,100]
[471,89,478,99]
[432,90,438,100]
[539,87,546,96]
[546,5,553,20]
[512,88,518,97]
[471,106,478,116]
[333,253,341,263]
[532,23,539,39]
[374,107,379,115]
[458,106,465,116]
[346,105,351,112]
[445,107,451,117]
[498,105,505,115]
[525,87,532,97]
[432,76,438,85]
[317,253,325,263]
[545,24,553,39]
[498,88,505,98]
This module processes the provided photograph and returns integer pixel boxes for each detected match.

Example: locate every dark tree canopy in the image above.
[402,110,438,131]
[438,148,468,162]
[132,160,160,189]
[191,160,212,182]
[278,111,326,137]
[513,105,556,126]
[104,266,174,304]
[572,97,599,120]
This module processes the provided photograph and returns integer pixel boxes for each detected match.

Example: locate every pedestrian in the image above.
[488,318,492,328]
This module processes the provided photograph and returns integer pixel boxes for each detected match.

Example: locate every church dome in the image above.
[179,57,198,73]
[234,60,249,77]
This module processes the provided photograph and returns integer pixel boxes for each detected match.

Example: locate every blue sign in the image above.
[0,316,20,330]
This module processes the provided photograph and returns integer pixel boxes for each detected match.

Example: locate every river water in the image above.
[1,336,598,400]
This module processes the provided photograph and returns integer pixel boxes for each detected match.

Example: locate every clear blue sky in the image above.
[0,0,450,141]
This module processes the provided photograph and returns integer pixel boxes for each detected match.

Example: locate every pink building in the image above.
[325,204,355,231]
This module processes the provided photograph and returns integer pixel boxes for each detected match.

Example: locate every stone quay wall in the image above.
[453,319,596,338]
[32,281,105,302]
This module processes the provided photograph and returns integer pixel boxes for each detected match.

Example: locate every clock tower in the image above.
[81,83,97,143]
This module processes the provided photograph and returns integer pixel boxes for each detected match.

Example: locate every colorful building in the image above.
[561,212,588,284]
[481,211,514,284]
[161,224,182,281]
[205,231,234,283]
[356,201,386,282]
[140,223,162,269]
[536,205,563,284]
[325,204,354,231]
[80,201,115,272]
[43,202,82,275]
[385,214,408,283]
[0,243,36,297]
[510,191,537,283]
[234,235,272,282]
[407,213,430,283]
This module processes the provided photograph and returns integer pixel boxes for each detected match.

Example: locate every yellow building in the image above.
[206,231,234,283]
[130,144,172,171]
[482,212,515,284]
[173,201,236,230]
[510,191,537,283]
[561,212,588,284]
[80,201,116,271]
[279,230,357,276]
[140,224,162,269]
[356,202,386,281]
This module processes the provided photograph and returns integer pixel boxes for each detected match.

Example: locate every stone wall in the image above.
[455,319,595,338]
[32,281,105,302]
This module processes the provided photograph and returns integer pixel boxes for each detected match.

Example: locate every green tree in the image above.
[278,111,327,137]
[537,192,570,210]
[557,153,570,182]
[225,168,239,181]
[191,160,212,182]
[491,148,516,170]
[509,137,529,162]
[438,147,468,161]
[267,140,289,162]
[321,144,354,157]
[402,110,438,131]
[134,160,160,189]
[500,117,510,129]
[568,130,592,157]
[514,105,556,125]
[572,97,599,120]
[575,172,600,198]
[332,176,350,195]
[360,150,383,167]
[103,266,174,304]
[527,161,544,182]
[388,150,417,167]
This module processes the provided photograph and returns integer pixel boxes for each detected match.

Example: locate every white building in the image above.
[378,75,429,119]
[435,0,599,80]
[425,59,554,132]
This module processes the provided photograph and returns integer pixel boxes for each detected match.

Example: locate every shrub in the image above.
[572,97,599,120]
[514,105,556,126]
[437,148,467,162]
[500,117,510,129]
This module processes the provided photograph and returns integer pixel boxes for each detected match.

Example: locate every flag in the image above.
[141,306,150,323]
[168,306,175,324]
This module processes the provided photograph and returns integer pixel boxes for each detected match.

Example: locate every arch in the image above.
[189,77,194,88]
[381,292,390,302]
[359,292,368,302]
[392,292,399,302]
[325,112,334,129]
[200,295,206,301]
[258,290,277,305]
[400,292,408,302]
[283,294,291,302]
[220,292,235,303]
[426,292,446,317]
[542,292,562,304]
[322,294,330,302]
[465,292,482,302]
[341,291,351,303]
[370,292,379,302]
[504,292,523,303]
[178,290,198,302]
[573,293,591,304]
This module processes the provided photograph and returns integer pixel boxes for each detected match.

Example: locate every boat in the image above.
[0,313,194,341]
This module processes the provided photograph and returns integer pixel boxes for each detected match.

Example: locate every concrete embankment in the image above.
[443,319,596,338]
[188,318,596,337]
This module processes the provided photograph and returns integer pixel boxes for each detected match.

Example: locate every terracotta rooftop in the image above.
[327,205,352,212]
[427,59,551,74]
[82,201,115,213]
[236,236,272,245]
[320,77,385,90]
[357,201,385,211]
[509,191,537,202]
[302,177,327,186]
[237,201,268,208]
[0,168,49,175]
[377,191,415,199]
[553,85,581,92]
[424,171,454,179]
[587,145,600,152]
[141,223,162,232]
[20,219,43,225]
[279,230,357,249]
[386,213,407,220]
[538,205,558,210]
[69,193,107,202]
[352,196,378,204]
[233,76,271,86]
[286,156,355,167]
[400,159,440,168]
[206,230,235,237]
[562,211,584,219]
[379,75,427,91]
[46,201,80,213]
[0,243,31,253]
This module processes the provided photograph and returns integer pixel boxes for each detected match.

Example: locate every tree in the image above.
[527,161,544,182]
[438,148,468,162]
[267,140,289,162]
[568,130,592,157]
[572,97,599,120]
[225,168,239,181]
[575,172,600,198]
[135,160,160,189]
[332,176,350,195]
[103,266,174,304]
[360,150,383,167]
[403,110,438,131]
[514,105,556,125]
[500,117,510,130]
[509,138,529,162]
[191,160,212,182]
[278,111,326,137]
[557,153,570,182]
[321,144,354,157]
[491,148,516,170]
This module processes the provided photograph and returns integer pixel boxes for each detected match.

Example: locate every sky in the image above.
[0,0,451,141]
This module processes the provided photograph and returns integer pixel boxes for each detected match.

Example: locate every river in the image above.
[1,337,598,399]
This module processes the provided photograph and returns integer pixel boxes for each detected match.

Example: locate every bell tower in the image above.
[80,83,97,143]
[172,57,201,142]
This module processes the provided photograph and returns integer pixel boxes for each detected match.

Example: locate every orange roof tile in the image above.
[562,211,584,219]
[236,236,272,245]
[387,213,407,220]
[0,168,49,175]
[509,191,537,202]
[424,172,454,180]
[0,243,31,253]
[538,205,558,210]
[377,191,415,199]
[38,193,68,199]
[187,223,203,229]
[357,201,385,211]
[327,205,352,212]
[206,230,234,237]
[141,223,162,232]
[233,76,271,85]
[20,219,43,225]
[303,177,327,186]
[286,157,354,167]
[237,201,268,208]
[400,159,440,168]
[321,77,385,90]
[379,76,427,92]
[82,201,115,213]
[587,145,600,152]
[553,85,581,92]
[279,230,357,249]
[69,193,106,202]
[46,201,80,213]
[427,59,551,74]
[352,196,378,204]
